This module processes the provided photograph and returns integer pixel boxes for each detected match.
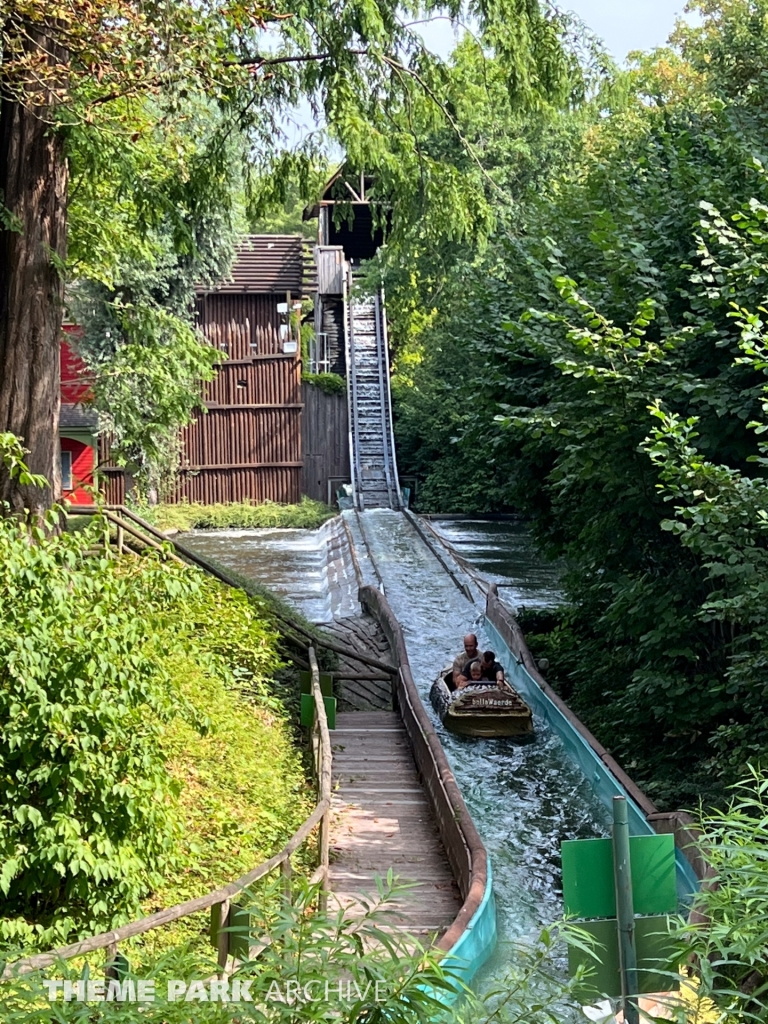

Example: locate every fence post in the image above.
[613,796,639,1024]
[309,647,331,914]
[281,856,293,905]
[216,899,230,974]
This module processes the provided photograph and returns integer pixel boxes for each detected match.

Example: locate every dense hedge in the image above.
[0,508,307,951]
[140,497,335,533]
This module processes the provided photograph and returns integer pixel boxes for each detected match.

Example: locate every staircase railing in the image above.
[344,268,364,510]
[373,290,396,509]
[377,289,402,510]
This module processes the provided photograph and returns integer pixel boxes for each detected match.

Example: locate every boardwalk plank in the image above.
[329,710,458,943]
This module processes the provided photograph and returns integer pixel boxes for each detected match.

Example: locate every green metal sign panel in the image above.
[210,903,253,961]
[567,916,678,1000]
[300,692,337,730]
[562,834,676,918]
[299,670,334,697]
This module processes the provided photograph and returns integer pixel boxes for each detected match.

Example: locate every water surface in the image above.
[183,512,606,992]
[430,518,563,609]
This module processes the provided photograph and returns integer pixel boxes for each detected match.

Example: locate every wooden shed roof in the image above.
[198,235,309,295]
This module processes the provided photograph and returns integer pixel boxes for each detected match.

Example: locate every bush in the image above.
[674,767,768,1017]
[149,579,310,923]
[301,372,346,395]
[0,529,311,951]
[138,497,336,533]
[0,514,201,947]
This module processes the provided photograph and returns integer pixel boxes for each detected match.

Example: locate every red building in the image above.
[59,327,97,505]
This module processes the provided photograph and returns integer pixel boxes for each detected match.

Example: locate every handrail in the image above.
[358,585,490,954]
[345,270,365,511]
[374,290,396,510]
[378,286,403,509]
[2,647,333,980]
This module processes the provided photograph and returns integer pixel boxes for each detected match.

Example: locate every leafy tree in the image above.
[66,108,245,492]
[0,0,573,514]
[390,0,768,804]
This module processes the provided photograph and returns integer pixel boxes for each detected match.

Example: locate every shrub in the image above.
[0,514,202,947]
[673,767,768,1018]
[301,371,346,396]
[138,497,335,533]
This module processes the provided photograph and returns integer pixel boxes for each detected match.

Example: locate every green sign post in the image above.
[298,669,337,729]
[562,796,677,1018]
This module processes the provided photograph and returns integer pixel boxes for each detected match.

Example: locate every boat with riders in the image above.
[430,636,534,739]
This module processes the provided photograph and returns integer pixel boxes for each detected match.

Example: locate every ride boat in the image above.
[430,670,534,739]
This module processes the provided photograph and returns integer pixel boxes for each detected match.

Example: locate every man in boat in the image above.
[451,634,482,688]
[479,650,506,686]
[457,650,506,688]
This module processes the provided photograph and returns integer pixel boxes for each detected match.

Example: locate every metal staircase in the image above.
[345,283,402,510]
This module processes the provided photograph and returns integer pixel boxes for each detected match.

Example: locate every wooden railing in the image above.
[2,649,332,981]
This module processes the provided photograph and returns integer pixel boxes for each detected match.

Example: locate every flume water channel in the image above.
[184,511,610,988]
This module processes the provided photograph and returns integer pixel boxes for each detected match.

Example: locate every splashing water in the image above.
[184,511,610,991]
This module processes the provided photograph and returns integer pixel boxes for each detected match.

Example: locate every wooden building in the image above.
[59,329,97,505]
[304,171,385,379]
[172,235,310,504]
[68,231,357,508]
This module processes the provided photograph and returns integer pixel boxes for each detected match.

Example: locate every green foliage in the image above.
[142,577,309,946]
[301,372,346,396]
[672,767,768,1020]
[0,876,605,1023]
[0,479,308,951]
[390,0,768,806]
[138,497,336,533]
[67,106,245,494]
[0,435,46,494]
[41,0,605,505]
[0,878,463,1022]
[0,516,200,947]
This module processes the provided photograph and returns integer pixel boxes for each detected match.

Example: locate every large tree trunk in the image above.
[0,38,67,516]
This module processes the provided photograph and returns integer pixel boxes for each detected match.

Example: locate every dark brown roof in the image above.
[198,235,306,295]
[60,405,98,429]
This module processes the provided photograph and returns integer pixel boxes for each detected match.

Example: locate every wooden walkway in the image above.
[319,616,460,940]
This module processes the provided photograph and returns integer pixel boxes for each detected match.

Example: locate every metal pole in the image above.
[612,796,639,1024]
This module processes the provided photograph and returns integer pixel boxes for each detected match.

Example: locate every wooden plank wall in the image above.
[301,383,350,503]
[173,293,303,504]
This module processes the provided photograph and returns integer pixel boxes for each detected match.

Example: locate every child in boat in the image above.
[458,651,505,687]
[456,660,484,689]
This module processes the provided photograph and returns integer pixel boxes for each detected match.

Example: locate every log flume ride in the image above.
[2,504,707,1011]
[429,671,534,739]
